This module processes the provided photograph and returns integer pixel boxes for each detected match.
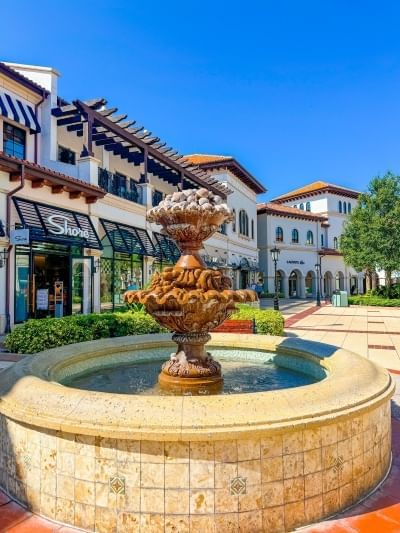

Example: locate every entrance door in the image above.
[71,257,93,314]
[289,272,298,297]
[33,253,69,318]
[240,270,249,289]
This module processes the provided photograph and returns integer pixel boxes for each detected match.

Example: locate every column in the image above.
[357,273,365,294]
[0,237,9,334]
[84,248,102,314]
[77,156,100,186]
[144,256,156,286]
[140,183,154,210]
[282,276,289,299]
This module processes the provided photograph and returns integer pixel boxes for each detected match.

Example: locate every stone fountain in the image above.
[124,188,257,391]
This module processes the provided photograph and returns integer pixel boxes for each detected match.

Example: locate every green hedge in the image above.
[231,305,284,336]
[348,295,400,307]
[5,311,166,354]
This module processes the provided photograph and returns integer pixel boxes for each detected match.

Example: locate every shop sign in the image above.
[10,228,30,245]
[36,288,49,310]
[47,215,89,239]
[286,260,305,265]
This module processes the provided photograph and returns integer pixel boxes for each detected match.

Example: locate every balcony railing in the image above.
[98,168,143,205]
[152,189,164,207]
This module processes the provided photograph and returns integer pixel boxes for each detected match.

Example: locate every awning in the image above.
[100,219,156,256]
[13,197,102,249]
[0,90,40,133]
[153,232,181,263]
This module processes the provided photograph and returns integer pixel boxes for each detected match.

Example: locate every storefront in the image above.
[12,198,102,322]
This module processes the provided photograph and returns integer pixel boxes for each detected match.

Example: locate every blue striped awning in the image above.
[0,90,40,133]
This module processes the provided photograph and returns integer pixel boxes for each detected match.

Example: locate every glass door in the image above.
[71,257,93,315]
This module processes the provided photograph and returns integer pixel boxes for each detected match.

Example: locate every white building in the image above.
[0,61,264,333]
[257,181,363,298]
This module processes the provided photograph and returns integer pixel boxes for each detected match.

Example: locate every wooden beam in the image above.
[69,191,81,199]
[31,179,45,188]
[85,196,98,204]
[57,114,83,126]
[51,185,64,194]
[9,172,21,182]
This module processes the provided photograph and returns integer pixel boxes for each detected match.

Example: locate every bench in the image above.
[212,319,256,334]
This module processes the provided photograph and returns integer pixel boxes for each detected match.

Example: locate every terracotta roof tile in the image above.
[257,202,327,221]
[272,180,360,202]
[184,154,233,165]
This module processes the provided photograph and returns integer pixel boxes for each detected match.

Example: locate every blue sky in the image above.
[2,1,400,200]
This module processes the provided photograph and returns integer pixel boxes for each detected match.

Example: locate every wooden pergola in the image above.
[51,98,230,197]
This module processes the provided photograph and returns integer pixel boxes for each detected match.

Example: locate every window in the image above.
[306,230,314,245]
[333,237,338,249]
[293,204,297,209]
[219,223,227,235]
[251,219,254,239]
[306,202,311,212]
[321,234,324,247]
[338,201,342,213]
[292,229,299,243]
[239,210,249,236]
[343,202,347,214]
[152,189,163,207]
[348,202,351,213]
[299,203,304,210]
[3,123,26,159]
[58,145,76,165]
[232,209,236,232]
[275,226,283,242]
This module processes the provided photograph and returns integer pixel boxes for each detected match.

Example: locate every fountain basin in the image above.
[0,333,394,532]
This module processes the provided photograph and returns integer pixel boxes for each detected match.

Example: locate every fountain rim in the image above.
[0,333,394,441]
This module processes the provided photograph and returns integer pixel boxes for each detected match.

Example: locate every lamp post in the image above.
[270,247,280,311]
[315,261,321,307]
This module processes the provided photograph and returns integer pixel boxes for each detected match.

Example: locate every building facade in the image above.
[0,61,264,333]
[257,181,363,299]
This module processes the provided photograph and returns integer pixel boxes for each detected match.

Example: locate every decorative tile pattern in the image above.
[23,455,32,471]
[332,456,344,474]
[230,476,247,495]
[109,476,125,495]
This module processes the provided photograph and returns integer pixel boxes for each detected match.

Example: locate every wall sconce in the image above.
[93,258,100,273]
[0,249,9,269]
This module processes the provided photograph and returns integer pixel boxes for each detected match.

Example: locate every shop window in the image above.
[292,229,299,243]
[275,226,283,242]
[299,203,304,210]
[232,209,236,232]
[306,230,314,245]
[333,237,338,249]
[306,202,311,212]
[239,210,249,237]
[348,202,352,213]
[58,145,76,165]
[338,201,342,213]
[3,122,26,159]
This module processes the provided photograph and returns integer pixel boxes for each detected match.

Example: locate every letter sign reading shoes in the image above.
[47,214,89,239]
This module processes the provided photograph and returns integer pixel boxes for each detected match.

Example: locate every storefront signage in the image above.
[47,215,89,239]
[36,289,49,310]
[286,260,305,265]
[10,228,30,245]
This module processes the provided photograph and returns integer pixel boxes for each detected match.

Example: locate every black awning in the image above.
[13,197,102,249]
[153,232,181,262]
[100,219,156,256]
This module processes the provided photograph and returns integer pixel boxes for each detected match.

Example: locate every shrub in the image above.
[231,305,284,335]
[5,311,166,354]
[348,295,400,307]
[260,292,285,298]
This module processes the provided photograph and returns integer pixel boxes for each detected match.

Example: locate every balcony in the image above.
[98,168,143,205]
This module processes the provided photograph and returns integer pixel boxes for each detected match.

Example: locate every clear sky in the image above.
[2,1,400,200]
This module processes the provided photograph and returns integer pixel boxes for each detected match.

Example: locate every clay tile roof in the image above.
[272,180,360,202]
[0,62,49,96]
[257,202,327,222]
[184,154,266,194]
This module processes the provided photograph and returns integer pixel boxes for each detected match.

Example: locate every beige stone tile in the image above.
[284,476,304,504]
[282,431,303,455]
[41,469,56,496]
[190,489,214,514]
[304,448,322,475]
[303,428,321,451]
[283,452,303,479]
[323,467,339,493]
[165,489,190,514]
[215,462,237,489]
[238,459,261,486]
[339,482,353,508]
[75,435,95,457]
[322,443,338,470]
[141,513,165,533]
[304,495,323,523]
[116,439,140,464]
[164,441,189,463]
[323,488,339,516]
[141,441,164,463]
[116,487,140,512]
[25,486,41,513]
[57,474,75,500]
[165,462,190,489]
[237,439,260,461]
[190,515,215,533]
[284,500,305,531]
[190,461,215,488]
[141,488,164,513]
[165,515,190,533]
[262,456,283,483]
[55,497,74,524]
[214,513,238,533]
[262,505,284,533]
[262,480,284,507]
[57,432,76,454]
[40,493,56,519]
[75,454,95,481]
[305,471,322,499]
[117,511,140,532]
[238,510,263,532]
[75,479,95,506]
[261,435,283,459]
[353,453,365,478]
[140,462,164,488]
[95,458,116,483]
[338,460,353,486]
[215,488,238,513]
[57,451,74,475]
[338,438,352,462]
[74,502,95,530]
[95,506,117,533]
[95,437,117,459]
[215,440,237,463]
[95,482,117,509]
[116,460,140,488]
[190,441,214,463]
[321,425,338,446]
[238,483,262,512]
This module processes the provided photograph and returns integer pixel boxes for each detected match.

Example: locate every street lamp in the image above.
[315,262,321,307]
[270,247,280,311]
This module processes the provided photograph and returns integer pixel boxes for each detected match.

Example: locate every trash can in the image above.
[331,290,341,306]
[339,291,348,307]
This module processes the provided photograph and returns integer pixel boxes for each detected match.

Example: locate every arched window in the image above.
[333,237,338,249]
[306,201,311,212]
[338,201,342,213]
[299,203,304,210]
[239,210,249,236]
[321,234,324,247]
[276,226,283,242]
[251,219,254,239]
[293,204,297,209]
[343,202,347,214]
[292,229,299,243]
[348,202,351,213]
[232,209,236,232]
[306,230,314,245]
